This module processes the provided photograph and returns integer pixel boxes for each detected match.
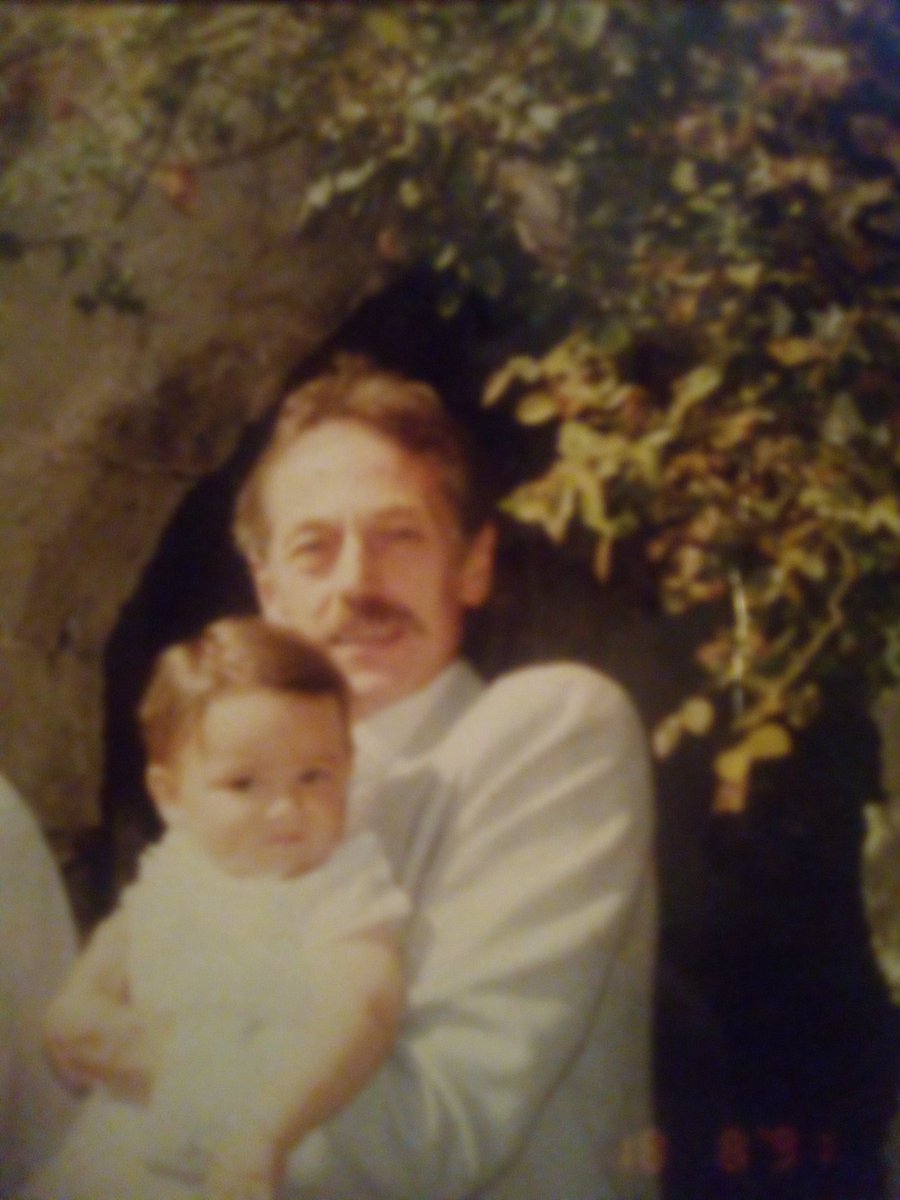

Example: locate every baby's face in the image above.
[159,687,350,878]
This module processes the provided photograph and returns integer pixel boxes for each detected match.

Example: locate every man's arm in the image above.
[206,929,404,1200]
[286,664,657,1199]
[44,908,169,1104]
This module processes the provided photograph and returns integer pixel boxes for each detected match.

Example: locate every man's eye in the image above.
[291,539,329,562]
[379,525,424,545]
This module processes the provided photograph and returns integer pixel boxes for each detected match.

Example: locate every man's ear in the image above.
[145,764,182,827]
[459,522,497,609]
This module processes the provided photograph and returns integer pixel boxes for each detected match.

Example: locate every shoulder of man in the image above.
[433,660,648,775]
[467,659,640,729]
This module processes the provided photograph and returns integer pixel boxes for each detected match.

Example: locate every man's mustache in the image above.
[328,596,424,642]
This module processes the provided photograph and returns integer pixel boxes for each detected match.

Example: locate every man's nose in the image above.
[332,531,379,594]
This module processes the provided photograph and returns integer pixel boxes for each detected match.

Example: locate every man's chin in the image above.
[330,638,449,718]
[336,655,409,719]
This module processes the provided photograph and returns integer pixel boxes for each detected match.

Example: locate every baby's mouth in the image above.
[265,829,307,846]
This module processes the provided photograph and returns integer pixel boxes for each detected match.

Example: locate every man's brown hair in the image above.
[233,354,486,561]
[138,616,349,764]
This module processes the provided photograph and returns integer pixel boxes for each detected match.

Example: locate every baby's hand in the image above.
[44,999,172,1103]
[206,1129,283,1200]
[44,1027,96,1094]
[43,998,109,1094]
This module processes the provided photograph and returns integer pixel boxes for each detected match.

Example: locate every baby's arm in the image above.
[44,909,169,1104]
[207,926,404,1200]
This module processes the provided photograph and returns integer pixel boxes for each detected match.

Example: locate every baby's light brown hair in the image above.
[138,616,349,766]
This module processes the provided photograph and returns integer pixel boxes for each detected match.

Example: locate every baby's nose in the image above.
[268,791,302,819]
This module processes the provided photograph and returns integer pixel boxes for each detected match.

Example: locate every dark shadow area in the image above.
[97,266,898,1200]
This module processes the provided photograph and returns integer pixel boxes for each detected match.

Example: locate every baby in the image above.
[25,616,408,1200]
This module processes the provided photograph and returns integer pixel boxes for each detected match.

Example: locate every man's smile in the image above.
[332,622,407,647]
[329,602,423,649]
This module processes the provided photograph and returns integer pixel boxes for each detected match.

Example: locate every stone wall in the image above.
[0,141,391,830]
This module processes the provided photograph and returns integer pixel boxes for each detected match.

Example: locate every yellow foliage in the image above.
[725,261,764,289]
[516,391,560,425]
[669,364,723,424]
[671,158,700,194]
[651,695,715,758]
[364,10,412,48]
[682,696,716,735]
[767,337,829,366]
[714,723,793,785]
[484,354,543,406]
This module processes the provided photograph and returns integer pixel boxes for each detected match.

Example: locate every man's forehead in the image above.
[282,501,434,531]
[265,421,452,514]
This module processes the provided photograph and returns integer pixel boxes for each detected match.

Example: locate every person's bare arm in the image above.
[206,928,404,1200]
[44,909,168,1104]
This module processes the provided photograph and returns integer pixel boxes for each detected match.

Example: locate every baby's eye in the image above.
[298,767,331,786]
[293,537,326,559]
[223,776,255,793]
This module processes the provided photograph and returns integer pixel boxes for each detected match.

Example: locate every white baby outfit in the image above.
[22,828,408,1200]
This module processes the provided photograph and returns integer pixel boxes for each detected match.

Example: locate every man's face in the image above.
[250,420,495,719]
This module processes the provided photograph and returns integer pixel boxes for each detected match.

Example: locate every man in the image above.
[0,773,80,1193]
[232,354,658,1199]
[57,353,657,1199]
